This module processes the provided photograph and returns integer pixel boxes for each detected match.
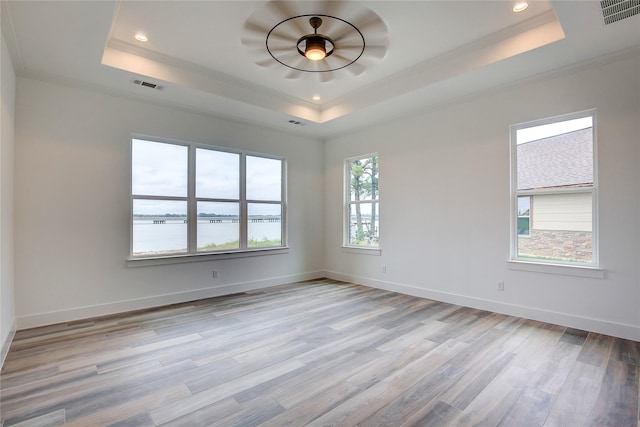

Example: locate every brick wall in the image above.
[518,230,592,263]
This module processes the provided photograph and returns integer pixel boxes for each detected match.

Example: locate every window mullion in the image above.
[188,145,197,253]
[240,153,247,250]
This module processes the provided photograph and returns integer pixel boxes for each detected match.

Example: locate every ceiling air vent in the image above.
[131,79,164,91]
[601,0,640,25]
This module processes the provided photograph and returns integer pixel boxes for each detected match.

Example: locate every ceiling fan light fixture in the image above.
[296,17,335,61]
[305,36,326,61]
[256,11,378,76]
[297,33,334,61]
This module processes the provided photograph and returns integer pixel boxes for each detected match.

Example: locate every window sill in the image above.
[127,247,289,267]
[342,246,381,256]
[506,260,605,279]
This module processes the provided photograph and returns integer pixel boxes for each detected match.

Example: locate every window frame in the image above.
[343,153,380,252]
[509,110,599,268]
[129,135,287,263]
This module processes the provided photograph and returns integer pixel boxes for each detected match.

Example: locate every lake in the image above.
[132,220,282,255]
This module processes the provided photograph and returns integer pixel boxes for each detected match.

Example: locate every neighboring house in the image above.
[516,127,594,262]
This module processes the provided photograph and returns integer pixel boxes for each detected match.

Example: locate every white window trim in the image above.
[127,247,290,267]
[341,246,382,256]
[506,260,604,279]
[343,153,380,250]
[129,135,287,263]
[509,109,600,273]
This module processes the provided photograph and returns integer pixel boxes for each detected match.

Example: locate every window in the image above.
[345,154,379,247]
[510,111,597,266]
[131,137,286,258]
[517,196,531,236]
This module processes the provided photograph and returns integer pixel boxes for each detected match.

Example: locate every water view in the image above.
[132,218,282,255]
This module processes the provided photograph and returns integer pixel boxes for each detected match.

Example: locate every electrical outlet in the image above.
[212,270,219,279]
[382,265,387,273]
[497,281,505,291]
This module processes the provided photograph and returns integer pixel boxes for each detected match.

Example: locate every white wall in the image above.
[324,52,640,341]
[1,8,17,364]
[14,78,325,328]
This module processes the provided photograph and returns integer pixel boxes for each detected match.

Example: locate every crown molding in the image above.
[103,38,322,122]
[320,9,564,123]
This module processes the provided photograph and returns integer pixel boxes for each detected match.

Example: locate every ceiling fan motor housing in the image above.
[297,17,335,60]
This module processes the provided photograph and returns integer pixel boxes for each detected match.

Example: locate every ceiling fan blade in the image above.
[283,56,309,78]
[243,20,272,38]
[266,31,298,45]
[272,50,301,65]
[311,60,333,73]
[317,0,348,18]
[255,57,280,68]
[331,52,366,76]
[344,61,366,76]
[268,45,296,54]
[326,52,353,68]
[319,71,334,83]
[363,44,388,60]
[352,10,388,35]
[312,0,348,33]
[284,69,304,80]
[241,34,269,48]
[332,9,388,42]
[335,44,364,56]
[266,1,307,35]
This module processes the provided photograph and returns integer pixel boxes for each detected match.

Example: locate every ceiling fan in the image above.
[241,1,389,82]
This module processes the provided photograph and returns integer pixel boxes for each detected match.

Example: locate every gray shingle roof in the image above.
[517,128,593,190]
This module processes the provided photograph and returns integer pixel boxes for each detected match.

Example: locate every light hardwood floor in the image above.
[1,279,639,426]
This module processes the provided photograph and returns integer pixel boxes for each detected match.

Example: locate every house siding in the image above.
[532,192,592,232]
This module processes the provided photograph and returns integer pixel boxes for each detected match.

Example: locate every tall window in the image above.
[131,137,286,258]
[345,154,379,247]
[510,111,597,266]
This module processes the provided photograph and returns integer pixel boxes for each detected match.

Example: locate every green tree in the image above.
[350,156,379,245]
[351,160,365,242]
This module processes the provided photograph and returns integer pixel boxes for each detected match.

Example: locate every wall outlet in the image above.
[382,265,387,273]
[212,270,219,279]
[497,281,505,291]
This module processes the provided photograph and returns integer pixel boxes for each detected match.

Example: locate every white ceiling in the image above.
[3,1,640,138]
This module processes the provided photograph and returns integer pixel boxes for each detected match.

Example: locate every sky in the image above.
[516,116,592,144]
[132,139,282,216]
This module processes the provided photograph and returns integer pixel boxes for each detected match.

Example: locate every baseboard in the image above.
[1,318,17,369]
[16,270,639,342]
[16,271,326,330]
[325,271,640,342]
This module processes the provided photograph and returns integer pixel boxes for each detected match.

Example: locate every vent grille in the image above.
[601,0,640,25]
[131,79,164,91]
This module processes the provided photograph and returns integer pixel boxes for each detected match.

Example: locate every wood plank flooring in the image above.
[1,279,639,426]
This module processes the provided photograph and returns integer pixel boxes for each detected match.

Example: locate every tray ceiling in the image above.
[3,1,640,138]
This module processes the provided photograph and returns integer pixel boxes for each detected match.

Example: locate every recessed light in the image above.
[312,95,321,101]
[512,1,528,12]
[134,33,148,42]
